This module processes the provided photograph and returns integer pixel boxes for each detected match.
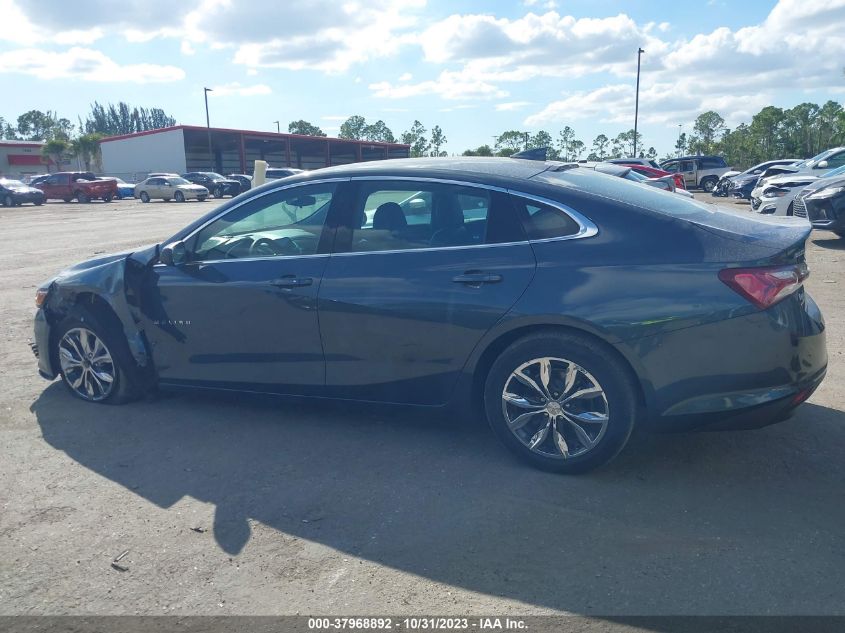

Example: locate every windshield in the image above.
[1,179,24,186]
[823,165,845,178]
[168,177,191,185]
[793,149,836,169]
[204,172,226,180]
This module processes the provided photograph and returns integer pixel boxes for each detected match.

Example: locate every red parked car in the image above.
[34,172,118,203]
[622,164,686,190]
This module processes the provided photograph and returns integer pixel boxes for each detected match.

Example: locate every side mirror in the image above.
[159,241,187,266]
[817,160,829,169]
[752,169,761,174]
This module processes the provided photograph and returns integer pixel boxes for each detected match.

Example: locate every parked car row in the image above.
[706,146,845,237]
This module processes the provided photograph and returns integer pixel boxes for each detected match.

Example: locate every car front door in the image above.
[139,180,343,393]
[317,178,537,405]
[39,174,65,199]
[680,160,697,188]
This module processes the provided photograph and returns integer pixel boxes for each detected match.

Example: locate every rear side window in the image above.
[701,157,727,168]
[512,195,580,240]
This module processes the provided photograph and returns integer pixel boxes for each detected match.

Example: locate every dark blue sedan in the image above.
[31,158,827,473]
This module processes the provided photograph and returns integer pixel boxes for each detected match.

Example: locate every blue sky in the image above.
[1,0,843,156]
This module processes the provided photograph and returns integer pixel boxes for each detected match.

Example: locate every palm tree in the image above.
[41,139,70,172]
[71,133,104,172]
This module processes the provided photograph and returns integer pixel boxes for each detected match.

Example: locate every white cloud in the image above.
[398,72,413,81]
[209,82,272,96]
[371,68,508,100]
[0,47,185,82]
[496,101,532,111]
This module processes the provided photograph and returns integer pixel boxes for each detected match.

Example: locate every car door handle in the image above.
[452,271,502,285]
[271,276,313,288]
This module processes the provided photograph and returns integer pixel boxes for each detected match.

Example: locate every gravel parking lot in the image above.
[1,194,844,616]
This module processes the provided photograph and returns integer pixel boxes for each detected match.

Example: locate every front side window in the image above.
[343,181,494,253]
[821,151,845,169]
[680,161,696,172]
[663,161,679,173]
[190,183,335,261]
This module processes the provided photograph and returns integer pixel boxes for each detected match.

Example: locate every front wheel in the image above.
[484,332,638,474]
[140,191,150,203]
[213,186,224,198]
[54,310,141,404]
[174,191,185,202]
[197,196,207,202]
[102,195,113,203]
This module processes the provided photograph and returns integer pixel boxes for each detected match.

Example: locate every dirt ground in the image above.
[1,194,843,617]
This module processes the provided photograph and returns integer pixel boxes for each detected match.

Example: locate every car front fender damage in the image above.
[43,245,159,372]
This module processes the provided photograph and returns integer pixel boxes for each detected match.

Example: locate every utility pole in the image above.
[204,87,213,171]
[633,47,644,158]
[677,124,683,158]
[274,121,280,133]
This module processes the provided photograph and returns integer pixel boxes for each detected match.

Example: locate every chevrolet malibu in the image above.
[32,158,827,473]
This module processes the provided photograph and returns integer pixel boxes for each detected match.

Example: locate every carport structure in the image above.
[99,125,410,179]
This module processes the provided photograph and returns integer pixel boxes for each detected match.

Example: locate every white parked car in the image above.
[134,176,209,203]
[751,164,845,216]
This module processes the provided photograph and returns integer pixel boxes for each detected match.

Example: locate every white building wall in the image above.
[100,128,187,180]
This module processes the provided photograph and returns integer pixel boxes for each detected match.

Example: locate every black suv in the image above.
[181,172,241,198]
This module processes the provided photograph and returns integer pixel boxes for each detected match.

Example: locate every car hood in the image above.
[5,185,42,194]
[731,174,758,185]
[720,170,741,180]
[764,173,819,188]
[801,175,845,195]
[212,179,239,185]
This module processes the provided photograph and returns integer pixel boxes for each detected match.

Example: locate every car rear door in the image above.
[317,178,536,405]
[139,180,344,392]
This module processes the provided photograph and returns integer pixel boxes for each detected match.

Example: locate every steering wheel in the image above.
[250,236,300,257]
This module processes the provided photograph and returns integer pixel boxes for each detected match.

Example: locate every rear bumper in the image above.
[626,289,827,432]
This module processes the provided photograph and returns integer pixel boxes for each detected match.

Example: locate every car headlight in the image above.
[808,186,845,200]
[35,287,49,308]
[763,187,789,198]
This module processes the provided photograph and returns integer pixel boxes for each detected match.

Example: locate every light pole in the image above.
[204,87,213,171]
[274,121,280,133]
[677,124,683,158]
[633,47,644,158]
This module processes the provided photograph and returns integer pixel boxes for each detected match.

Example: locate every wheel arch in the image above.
[465,319,654,421]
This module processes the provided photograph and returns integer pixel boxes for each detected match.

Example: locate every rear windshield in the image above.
[533,168,712,218]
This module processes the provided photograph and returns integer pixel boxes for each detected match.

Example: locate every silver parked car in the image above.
[134,176,209,203]
[751,165,845,215]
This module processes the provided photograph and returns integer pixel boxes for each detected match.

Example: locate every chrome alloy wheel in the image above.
[501,357,609,459]
[58,327,115,401]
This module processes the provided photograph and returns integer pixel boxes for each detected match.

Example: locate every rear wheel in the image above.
[63,197,72,203]
[2,194,13,207]
[700,177,717,193]
[213,185,224,198]
[484,332,638,474]
[54,310,141,404]
[175,191,185,202]
[140,191,150,203]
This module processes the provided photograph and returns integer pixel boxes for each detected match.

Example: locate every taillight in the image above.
[718,263,809,310]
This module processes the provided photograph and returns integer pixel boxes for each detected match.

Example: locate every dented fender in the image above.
[36,244,160,376]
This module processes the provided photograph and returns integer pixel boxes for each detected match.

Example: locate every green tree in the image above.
[339,115,367,140]
[611,130,642,158]
[674,132,688,157]
[429,125,447,156]
[528,130,558,159]
[81,101,176,135]
[402,120,430,157]
[691,111,726,154]
[495,130,527,155]
[362,120,396,143]
[0,117,18,140]
[288,120,327,136]
[590,134,610,160]
[71,133,104,172]
[41,139,70,172]
[568,139,585,160]
[557,126,575,160]
[462,145,494,156]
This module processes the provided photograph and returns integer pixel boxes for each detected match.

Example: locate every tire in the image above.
[2,194,13,207]
[163,198,171,203]
[102,195,113,203]
[63,197,73,203]
[35,200,43,206]
[700,177,717,193]
[76,191,90,203]
[483,331,638,474]
[53,308,142,404]
[140,191,150,203]
[787,202,794,216]
[174,191,185,202]
[197,196,207,202]
[213,186,224,198]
